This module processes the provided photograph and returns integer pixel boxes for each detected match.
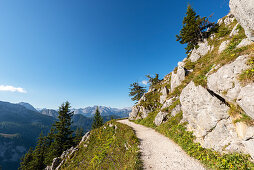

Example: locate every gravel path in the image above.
[118,119,205,170]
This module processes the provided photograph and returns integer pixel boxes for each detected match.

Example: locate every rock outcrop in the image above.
[189,39,211,62]
[180,82,230,138]
[171,62,186,91]
[230,0,254,41]
[207,55,249,101]
[237,84,254,119]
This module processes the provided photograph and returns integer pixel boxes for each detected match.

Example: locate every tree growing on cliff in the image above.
[146,74,162,87]
[176,4,214,53]
[92,107,103,129]
[129,82,147,102]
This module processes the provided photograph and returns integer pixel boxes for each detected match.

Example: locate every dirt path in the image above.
[118,119,205,170]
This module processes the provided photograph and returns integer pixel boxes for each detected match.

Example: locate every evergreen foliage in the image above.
[20,101,75,170]
[176,5,214,54]
[146,74,162,87]
[92,107,103,129]
[129,82,147,102]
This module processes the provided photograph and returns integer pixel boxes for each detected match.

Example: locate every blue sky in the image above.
[0,0,229,109]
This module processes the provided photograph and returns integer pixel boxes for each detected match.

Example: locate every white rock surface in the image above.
[218,40,230,53]
[230,23,239,37]
[224,13,235,25]
[180,81,229,138]
[237,83,254,119]
[230,0,254,41]
[171,62,186,91]
[237,38,253,48]
[160,86,169,104]
[207,55,249,101]
[189,40,211,62]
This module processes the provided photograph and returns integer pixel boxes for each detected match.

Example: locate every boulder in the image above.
[218,40,230,54]
[189,39,211,62]
[129,106,140,120]
[230,0,254,41]
[237,83,254,119]
[154,111,169,126]
[180,81,229,138]
[160,86,169,104]
[207,55,249,101]
[171,62,186,91]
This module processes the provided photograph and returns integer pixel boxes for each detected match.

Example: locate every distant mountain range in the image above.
[0,101,130,170]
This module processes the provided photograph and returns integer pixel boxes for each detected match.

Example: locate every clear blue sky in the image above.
[0,0,229,109]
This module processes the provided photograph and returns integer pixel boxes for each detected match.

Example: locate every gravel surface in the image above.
[118,119,206,170]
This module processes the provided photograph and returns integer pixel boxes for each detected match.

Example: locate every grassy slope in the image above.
[134,17,254,169]
[60,120,142,170]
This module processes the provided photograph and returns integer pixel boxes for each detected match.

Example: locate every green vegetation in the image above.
[146,74,162,88]
[139,90,161,111]
[229,103,254,126]
[20,102,76,170]
[217,25,230,37]
[60,120,142,170]
[134,112,254,169]
[92,107,103,129]
[239,55,254,85]
[176,4,215,53]
[129,82,147,102]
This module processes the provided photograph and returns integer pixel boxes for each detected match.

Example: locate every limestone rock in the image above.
[224,13,235,25]
[160,86,169,104]
[230,0,254,41]
[129,106,139,120]
[171,62,186,91]
[180,81,229,138]
[218,40,230,54]
[242,139,254,159]
[79,132,90,145]
[154,104,181,126]
[45,157,62,170]
[202,118,244,153]
[207,55,249,101]
[230,23,239,37]
[154,111,169,126]
[139,106,151,118]
[171,104,181,117]
[237,83,254,119]
[161,97,175,110]
[237,38,253,48]
[189,39,211,62]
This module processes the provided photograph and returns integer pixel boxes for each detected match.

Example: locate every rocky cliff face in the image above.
[130,1,254,160]
[230,0,254,41]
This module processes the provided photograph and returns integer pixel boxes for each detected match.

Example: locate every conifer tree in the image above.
[19,147,34,170]
[46,101,74,162]
[32,132,47,169]
[129,82,147,102]
[176,5,214,53]
[92,107,103,129]
[146,74,162,87]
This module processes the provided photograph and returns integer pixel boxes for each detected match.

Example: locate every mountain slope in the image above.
[0,101,55,170]
[47,120,142,170]
[129,10,254,169]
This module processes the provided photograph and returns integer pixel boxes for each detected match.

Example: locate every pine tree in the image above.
[46,101,74,162]
[176,5,214,53]
[129,82,147,102]
[92,107,103,129]
[32,132,47,169]
[146,74,161,87]
[19,147,34,170]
